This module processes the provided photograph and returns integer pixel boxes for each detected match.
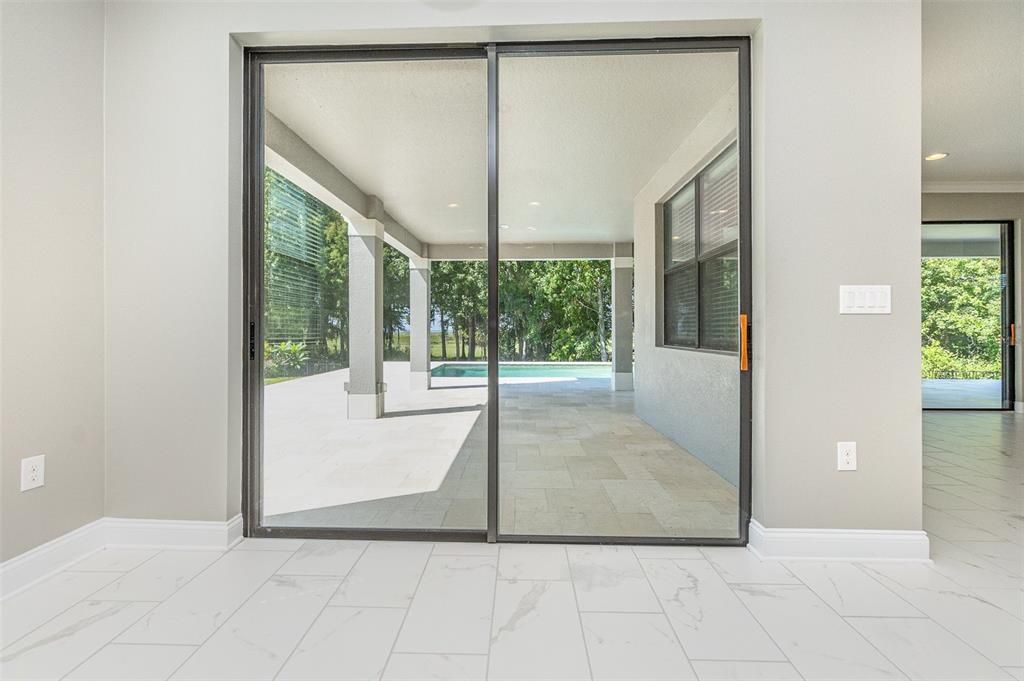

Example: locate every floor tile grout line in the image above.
[757,569,929,680]
[853,560,1019,673]
[565,545,596,681]
[1,548,166,653]
[56,600,163,681]
[158,544,305,679]
[271,541,371,681]
[705,568,804,678]
[377,543,439,681]
[631,555,704,679]
[484,545,502,681]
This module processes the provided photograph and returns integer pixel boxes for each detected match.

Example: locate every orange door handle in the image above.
[739,314,749,372]
[1011,323,1017,347]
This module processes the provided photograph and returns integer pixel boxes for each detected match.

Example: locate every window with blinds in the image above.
[661,143,739,353]
[264,168,334,346]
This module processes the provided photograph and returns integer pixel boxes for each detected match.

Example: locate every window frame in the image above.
[660,142,740,355]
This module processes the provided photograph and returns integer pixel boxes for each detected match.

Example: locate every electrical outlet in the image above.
[20,454,45,491]
[837,442,857,471]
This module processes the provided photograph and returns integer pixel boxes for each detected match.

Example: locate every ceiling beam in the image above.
[427,242,632,261]
[264,112,425,258]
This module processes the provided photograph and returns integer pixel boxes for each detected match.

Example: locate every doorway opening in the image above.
[242,39,753,545]
[921,221,1016,410]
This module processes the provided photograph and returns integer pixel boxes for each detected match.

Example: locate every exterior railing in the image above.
[922,370,1000,380]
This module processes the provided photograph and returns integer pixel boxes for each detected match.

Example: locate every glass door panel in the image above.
[495,48,745,540]
[921,222,1013,409]
[258,56,489,533]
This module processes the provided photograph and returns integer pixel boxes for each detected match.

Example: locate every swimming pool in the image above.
[431,362,610,379]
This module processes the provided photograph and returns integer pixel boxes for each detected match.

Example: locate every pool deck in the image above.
[264,361,739,538]
[922,378,1003,409]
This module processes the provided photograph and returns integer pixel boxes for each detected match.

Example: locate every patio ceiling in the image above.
[264,51,737,246]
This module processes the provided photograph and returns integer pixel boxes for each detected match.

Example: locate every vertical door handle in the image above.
[1011,323,1017,347]
[739,314,749,372]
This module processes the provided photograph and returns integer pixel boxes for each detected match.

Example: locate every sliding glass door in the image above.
[244,40,752,544]
[249,51,490,538]
[494,46,749,541]
[921,222,1016,410]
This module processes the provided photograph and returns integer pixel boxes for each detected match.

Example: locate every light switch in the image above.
[839,285,891,314]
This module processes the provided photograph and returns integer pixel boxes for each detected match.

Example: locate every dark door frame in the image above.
[921,219,1016,411]
[243,37,753,546]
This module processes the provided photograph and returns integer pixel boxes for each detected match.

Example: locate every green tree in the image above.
[921,257,1002,377]
[383,244,410,358]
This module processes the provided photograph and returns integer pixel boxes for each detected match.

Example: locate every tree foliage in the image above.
[921,257,1002,378]
[428,260,613,362]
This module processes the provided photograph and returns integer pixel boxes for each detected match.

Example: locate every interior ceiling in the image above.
[922,0,1024,183]
[265,52,736,245]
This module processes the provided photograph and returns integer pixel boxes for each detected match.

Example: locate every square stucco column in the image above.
[611,249,634,391]
[345,217,386,418]
[409,255,431,390]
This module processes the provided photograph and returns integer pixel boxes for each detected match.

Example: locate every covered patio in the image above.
[264,362,738,537]
[257,50,742,539]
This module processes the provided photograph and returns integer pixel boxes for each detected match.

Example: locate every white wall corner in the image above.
[747,519,930,562]
[0,515,243,599]
[1015,401,1023,414]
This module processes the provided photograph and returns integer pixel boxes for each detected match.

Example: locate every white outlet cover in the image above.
[837,442,857,471]
[20,454,45,491]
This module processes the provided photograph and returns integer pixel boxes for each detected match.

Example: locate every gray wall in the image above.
[1,2,106,560]
[635,91,740,487]
[0,1,925,555]
[98,1,922,534]
[922,193,1024,409]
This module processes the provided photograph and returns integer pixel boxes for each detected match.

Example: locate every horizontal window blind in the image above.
[664,183,696,268]
[699,250,739,351]
[699,145,739,255]
[664,264,698,347]
[660,142,740,353]
[264,169,336,345]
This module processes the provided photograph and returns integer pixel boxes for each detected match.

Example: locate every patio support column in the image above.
[345,216,386,418]
[409,254,432,390]
[611,244,634,391]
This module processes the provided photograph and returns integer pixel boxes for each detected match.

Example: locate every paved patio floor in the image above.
[265,362,738,538]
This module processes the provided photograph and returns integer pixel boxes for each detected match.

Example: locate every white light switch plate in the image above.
[837,442,857,471]
[20,454,45,491]
[839,285,891,314]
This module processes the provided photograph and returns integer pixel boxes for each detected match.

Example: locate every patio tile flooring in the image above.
[264,362,739,538]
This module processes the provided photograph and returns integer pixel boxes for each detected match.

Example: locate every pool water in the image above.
[431,362,610,379]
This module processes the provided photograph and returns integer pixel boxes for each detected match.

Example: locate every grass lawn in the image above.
[264,376,297,386]
[392,331,488,361]
[430,330,487,360]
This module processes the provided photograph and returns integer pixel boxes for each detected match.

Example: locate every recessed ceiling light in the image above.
[924,152,949,161]
[447,202,460,208]
[672,236,681,240]
[500,224,510,230]
[528,201,541,207]
[526,226,537,231]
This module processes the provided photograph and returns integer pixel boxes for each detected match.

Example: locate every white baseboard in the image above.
[1,515,243,599]
[106,515,244,551]
[0,518,108,600]
[748,519,930,561]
